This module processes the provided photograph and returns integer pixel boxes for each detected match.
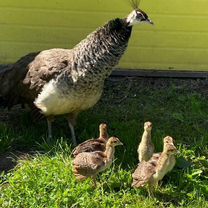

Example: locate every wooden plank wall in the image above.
[0,0,208,71]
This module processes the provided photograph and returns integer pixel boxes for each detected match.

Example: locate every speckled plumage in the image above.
[0,19,132,114]
[0,19,132,144]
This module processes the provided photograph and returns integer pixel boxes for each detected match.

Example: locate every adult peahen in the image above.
[0,6,153,145]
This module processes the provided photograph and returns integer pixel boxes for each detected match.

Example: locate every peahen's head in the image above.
[126,9,153,26]
[126,0,153,26]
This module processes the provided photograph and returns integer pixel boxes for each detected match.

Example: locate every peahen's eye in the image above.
[136,13,143,19]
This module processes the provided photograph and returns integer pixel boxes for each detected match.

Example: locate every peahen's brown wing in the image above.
[22,48,74,96]
[0,49,74,108]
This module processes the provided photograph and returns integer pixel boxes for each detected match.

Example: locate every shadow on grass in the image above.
[154,189,187,207]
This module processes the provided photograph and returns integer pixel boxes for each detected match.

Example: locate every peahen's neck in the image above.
[73,18,132,79]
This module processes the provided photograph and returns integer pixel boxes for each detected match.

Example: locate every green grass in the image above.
[0,77,208,207]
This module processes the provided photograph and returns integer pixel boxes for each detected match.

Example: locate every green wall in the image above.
[1,0,208,71]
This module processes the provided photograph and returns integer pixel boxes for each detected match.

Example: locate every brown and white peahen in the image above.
[0,5,153,145]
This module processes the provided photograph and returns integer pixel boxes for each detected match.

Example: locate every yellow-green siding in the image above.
[1,0,208,71]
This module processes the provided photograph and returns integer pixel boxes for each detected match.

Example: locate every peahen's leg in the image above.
[66,113,78,146]
[46,116,54,142]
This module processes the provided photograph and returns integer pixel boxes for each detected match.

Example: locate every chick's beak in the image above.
[118,141,123,146]
[172,146,177,153]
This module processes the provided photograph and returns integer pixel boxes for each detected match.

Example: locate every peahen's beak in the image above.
[147,18,154,25]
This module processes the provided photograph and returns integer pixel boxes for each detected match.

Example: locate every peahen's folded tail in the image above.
[0,64,17,108]
[0,53,34,108]
[0,64,13,96]
[0,64,14,108]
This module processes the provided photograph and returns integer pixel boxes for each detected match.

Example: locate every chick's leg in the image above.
[92,176,97,188]
[147,182,155,198]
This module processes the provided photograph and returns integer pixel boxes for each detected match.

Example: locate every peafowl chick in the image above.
[149,136,176,172]
[132,136,177,196]
[0,6,153,145]
[73,137,123,186]
[137,121,154,162]
[72,123,109,157]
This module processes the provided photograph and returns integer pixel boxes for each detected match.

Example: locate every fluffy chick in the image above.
[132,136,177,196]
[73,137,123,186]
[137,121,154,162]
[72,123,109,157]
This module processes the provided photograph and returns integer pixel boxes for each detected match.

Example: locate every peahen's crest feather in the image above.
[130,0,141,10]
